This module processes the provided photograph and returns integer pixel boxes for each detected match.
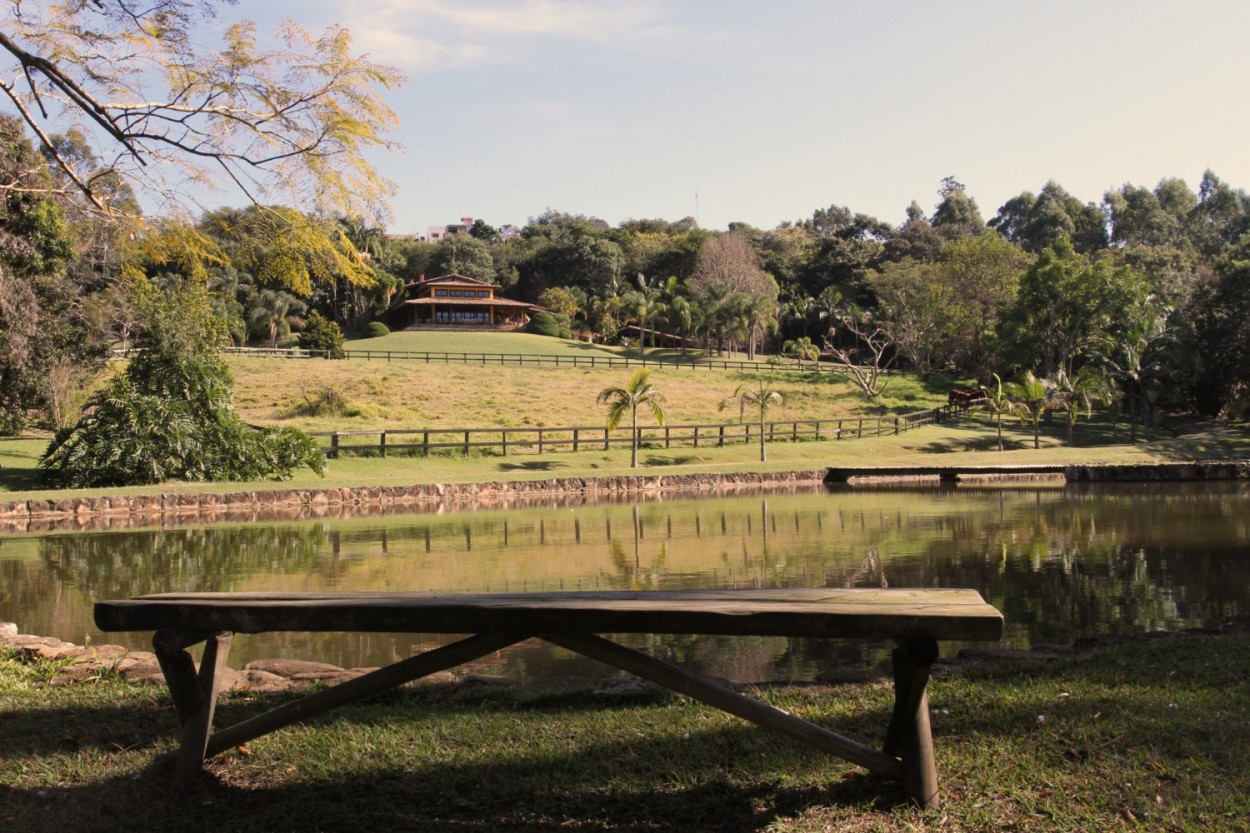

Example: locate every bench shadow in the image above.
[0,689,906,832]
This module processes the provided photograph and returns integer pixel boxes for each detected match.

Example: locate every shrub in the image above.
[299,310,346,358]
[527,312,564,337]
[40,281,325,487]
[363,321,390,338]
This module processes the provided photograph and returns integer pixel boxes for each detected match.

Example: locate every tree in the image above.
[939,234,1031,378]
[720,379,785,462]
[1005,371,1055,449]
[0,2,404,220]
[298,309,346,358]
[431,234,495,282]
[689,233,775,300]
[782,337,820,368]
[867,258,952,377]
[40,280,324,486]
[596,368,667,469]
[981,373,1012,451]
[0,114,107,434]
[247,288,307,347]
[1048,368,1107,445]
[630,273,665,353]
[822,300,896,399]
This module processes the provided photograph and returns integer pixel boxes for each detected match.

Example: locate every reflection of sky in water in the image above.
[3,483,1248,681]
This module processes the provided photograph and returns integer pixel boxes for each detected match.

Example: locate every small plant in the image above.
[300,382,350,417]
[363,321,390,339]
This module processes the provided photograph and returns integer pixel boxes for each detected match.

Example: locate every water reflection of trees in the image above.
[36,525,329,600]
[10,485,1250,680]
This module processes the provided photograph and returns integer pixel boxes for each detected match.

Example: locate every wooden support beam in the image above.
[543,631,903,781]
[883,636,940,808]
[203,632,525,760]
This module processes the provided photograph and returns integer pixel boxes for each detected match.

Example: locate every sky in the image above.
[236,0,1250,234]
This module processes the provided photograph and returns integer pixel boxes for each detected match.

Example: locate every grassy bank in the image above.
[2,631,1247,832]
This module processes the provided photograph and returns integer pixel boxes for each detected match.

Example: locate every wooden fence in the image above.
[206,346,895,376]
[311,407,947,459]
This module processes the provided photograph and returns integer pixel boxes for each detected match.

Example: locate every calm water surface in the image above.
[2,482,1247,681]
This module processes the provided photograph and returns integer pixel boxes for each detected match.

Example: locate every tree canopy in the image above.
[0,1,405,220]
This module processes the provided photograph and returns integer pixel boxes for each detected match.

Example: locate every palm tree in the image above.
[720,377,785,462]
[1050,368,1108,445]
[247,289,307,348]
[597,368,667,468]
[632,273,665,354]
[1004,370,1054,449]
[782,337,820,369]
[981,373,1012,451]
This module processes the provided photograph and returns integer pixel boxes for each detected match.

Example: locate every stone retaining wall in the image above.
[0,470,827,534]
[1064,461,1250,481]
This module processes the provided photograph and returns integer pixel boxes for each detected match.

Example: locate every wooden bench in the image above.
[94,588,1004,808]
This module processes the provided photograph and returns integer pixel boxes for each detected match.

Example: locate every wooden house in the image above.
[400,274,543,330]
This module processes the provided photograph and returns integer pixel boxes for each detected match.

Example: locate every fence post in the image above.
[463,430,470,456]
[694,425,699,448]
[329,433,339,459]
[502,430,508,456]
[665,426,671,448]
[792,421,798,442]
[380,431,387,458]
[718,425,725,447]
[604,428,610,451]
[573,428,580,452]
[538,429,544,454]
[895,417,900,435]
[423,431,429,457]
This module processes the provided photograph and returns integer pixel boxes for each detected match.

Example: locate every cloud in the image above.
[329,0,704,71]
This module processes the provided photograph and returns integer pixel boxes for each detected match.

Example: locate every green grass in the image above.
[6,332,1250,499]
[2,632,1247,831]
[353,329,621,357]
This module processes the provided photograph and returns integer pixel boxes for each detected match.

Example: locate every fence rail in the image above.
[310,407,947,459]
[197,346,894,375]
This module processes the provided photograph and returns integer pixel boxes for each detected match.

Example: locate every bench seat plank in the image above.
[95,588,1004,642]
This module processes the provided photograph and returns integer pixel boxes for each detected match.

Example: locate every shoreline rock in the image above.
[0,470,828,533]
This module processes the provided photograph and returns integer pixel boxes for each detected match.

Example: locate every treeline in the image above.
[5,105,1250,438]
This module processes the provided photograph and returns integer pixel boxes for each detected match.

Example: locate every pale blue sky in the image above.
[241,0,1250,234]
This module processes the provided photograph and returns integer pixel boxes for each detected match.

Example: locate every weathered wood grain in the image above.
[96,588,1004,642]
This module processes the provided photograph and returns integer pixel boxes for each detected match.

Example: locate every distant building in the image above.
[425,216,474,242]
[401,274,544,330]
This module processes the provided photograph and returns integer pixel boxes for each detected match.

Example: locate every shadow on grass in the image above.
[1,687,904,833]
[641,454,705,467]
[495,460,568,472]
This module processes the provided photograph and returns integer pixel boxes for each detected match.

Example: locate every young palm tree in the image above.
[1004,370,1054,449]
[782,337,820,369]
[1050,368,1108,445]
[720,378,785,462]
[597,368,667,468]
[982,373,1012,451]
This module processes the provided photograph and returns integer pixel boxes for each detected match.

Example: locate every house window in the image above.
[435,289,447,297]
[477,290,490,298]
[451,290,462,297]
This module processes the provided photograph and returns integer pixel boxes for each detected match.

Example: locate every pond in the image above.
[2,481,1247,682]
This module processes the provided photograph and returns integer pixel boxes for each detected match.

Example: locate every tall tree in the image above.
[721,379,785,462]
[596,368,667,469]
[0,1,404,219]
[0,115,106,433]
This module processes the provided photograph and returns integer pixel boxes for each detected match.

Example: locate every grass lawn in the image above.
[2,631,1247,832]
[5,332,1250,499]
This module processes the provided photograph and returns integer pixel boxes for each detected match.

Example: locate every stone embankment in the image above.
[0,471,827,534]
[1064,461,1250,481]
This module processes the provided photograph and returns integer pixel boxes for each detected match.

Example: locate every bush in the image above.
[298,310,346,358]
[40,281,325,487]
[527,312,564,337]
[362,321,390,338]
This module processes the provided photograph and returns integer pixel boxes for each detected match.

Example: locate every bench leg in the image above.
[884,636,939,809]
[153,629,233,781]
